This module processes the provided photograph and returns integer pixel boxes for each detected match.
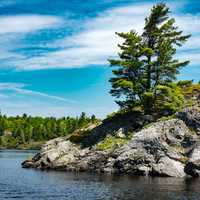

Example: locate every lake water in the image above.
[0,150,200,200]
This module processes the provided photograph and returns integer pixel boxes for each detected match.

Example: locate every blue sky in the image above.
[0,0,199,118]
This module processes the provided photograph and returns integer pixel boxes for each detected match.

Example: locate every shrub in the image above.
[154,83,184,116]
[143,83,184,116]
[68,130,92,143]
[177,80,193,88]
[95,135,129,151]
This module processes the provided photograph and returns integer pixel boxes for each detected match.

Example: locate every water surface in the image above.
[0,150,200,200]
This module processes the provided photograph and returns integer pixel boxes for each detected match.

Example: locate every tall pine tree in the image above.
[109,3,190,114]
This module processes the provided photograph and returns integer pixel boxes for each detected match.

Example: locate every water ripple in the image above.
[1,150,200,200]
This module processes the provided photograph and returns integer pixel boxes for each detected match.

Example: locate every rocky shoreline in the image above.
[22,106,200,178]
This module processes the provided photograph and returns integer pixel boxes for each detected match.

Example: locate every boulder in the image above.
[151,157,185,177]
[22,138,88,170]
[176,106,200,135]
[185,144,200,177]
[110,119,190,177]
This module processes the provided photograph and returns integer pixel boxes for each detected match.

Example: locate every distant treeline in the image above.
[0,112,98,149]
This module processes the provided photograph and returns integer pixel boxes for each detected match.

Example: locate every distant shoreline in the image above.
[0,147,41,150]
[0,142,43,150]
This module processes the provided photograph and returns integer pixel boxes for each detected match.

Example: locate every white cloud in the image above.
[0,1,197,71]
[13,3,150,70]
[175,14,200,35]
[0,82,26,90]
[0,82,75,103]
[182,35,200,49]
[10,1,199,70]
[13,87,75,103]
[178,51,200,65]
[0,84,117,118]
[0,15,63,34]
[0,15,64,69]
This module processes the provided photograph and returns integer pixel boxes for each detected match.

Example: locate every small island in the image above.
[1,1,200,200]
[22,4,200,178]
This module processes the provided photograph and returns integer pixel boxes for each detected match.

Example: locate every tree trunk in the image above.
[147,56,151,91]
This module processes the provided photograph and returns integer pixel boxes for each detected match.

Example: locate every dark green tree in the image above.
[17,128,26,144]
[109,3,190,114]
[0,112,98,148]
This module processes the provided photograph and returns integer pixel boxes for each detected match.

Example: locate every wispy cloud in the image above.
[0,82,116,118]
[0,1,197,70]
[11,3,151,70]
[178,51,200,65]
[0,14,64,70]
[0,82,75,103]
[0,15,63,34]
[175,14,200,34]
[7,1,199,70]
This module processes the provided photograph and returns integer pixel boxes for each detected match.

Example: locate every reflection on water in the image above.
[0,150,200,200]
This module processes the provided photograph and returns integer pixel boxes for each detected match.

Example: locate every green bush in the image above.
[95,135,129,151]
[0,136,18,148]
[177,80,193,88]
[154,83,184,116]
[143,83,184,116]
[181,83,200,96]
[68,130,92,143]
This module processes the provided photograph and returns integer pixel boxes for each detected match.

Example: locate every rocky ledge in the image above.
[22,107,200,178]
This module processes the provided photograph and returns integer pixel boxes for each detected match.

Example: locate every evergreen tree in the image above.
[0,111,98,148]
[109,3,190,114]
[26,125,33,143]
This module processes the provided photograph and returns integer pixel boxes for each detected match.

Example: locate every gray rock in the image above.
[115,128,126,138]
[111,119,190,177]
[22,108,200,178]
[22,138,89,170]
[185,144,200,177]
[151,157,185,177]
[176,107,200,135]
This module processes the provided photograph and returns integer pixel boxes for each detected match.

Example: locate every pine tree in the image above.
[109,3,190,114]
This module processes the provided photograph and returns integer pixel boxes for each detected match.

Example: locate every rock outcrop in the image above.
[111,119,190,177]
[185,144,200,177]
[176,106,200,134]
[22,107,200,178]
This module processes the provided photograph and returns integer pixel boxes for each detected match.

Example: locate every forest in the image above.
[0,112,98,149]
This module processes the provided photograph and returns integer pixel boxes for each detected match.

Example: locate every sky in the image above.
[0,0,199,118]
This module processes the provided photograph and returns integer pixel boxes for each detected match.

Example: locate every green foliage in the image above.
[106,109,129,120]
[158,115,176,122]
[0,135,18,149]
[109,3,190,115]
[95,134,130,151]
[0,113,99,149]
[177,80,193,88]
[68,129,92,143]
[181,83,200,96]
[180,83,200,106]
[142,83,184,116]
[153,83,184,115]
